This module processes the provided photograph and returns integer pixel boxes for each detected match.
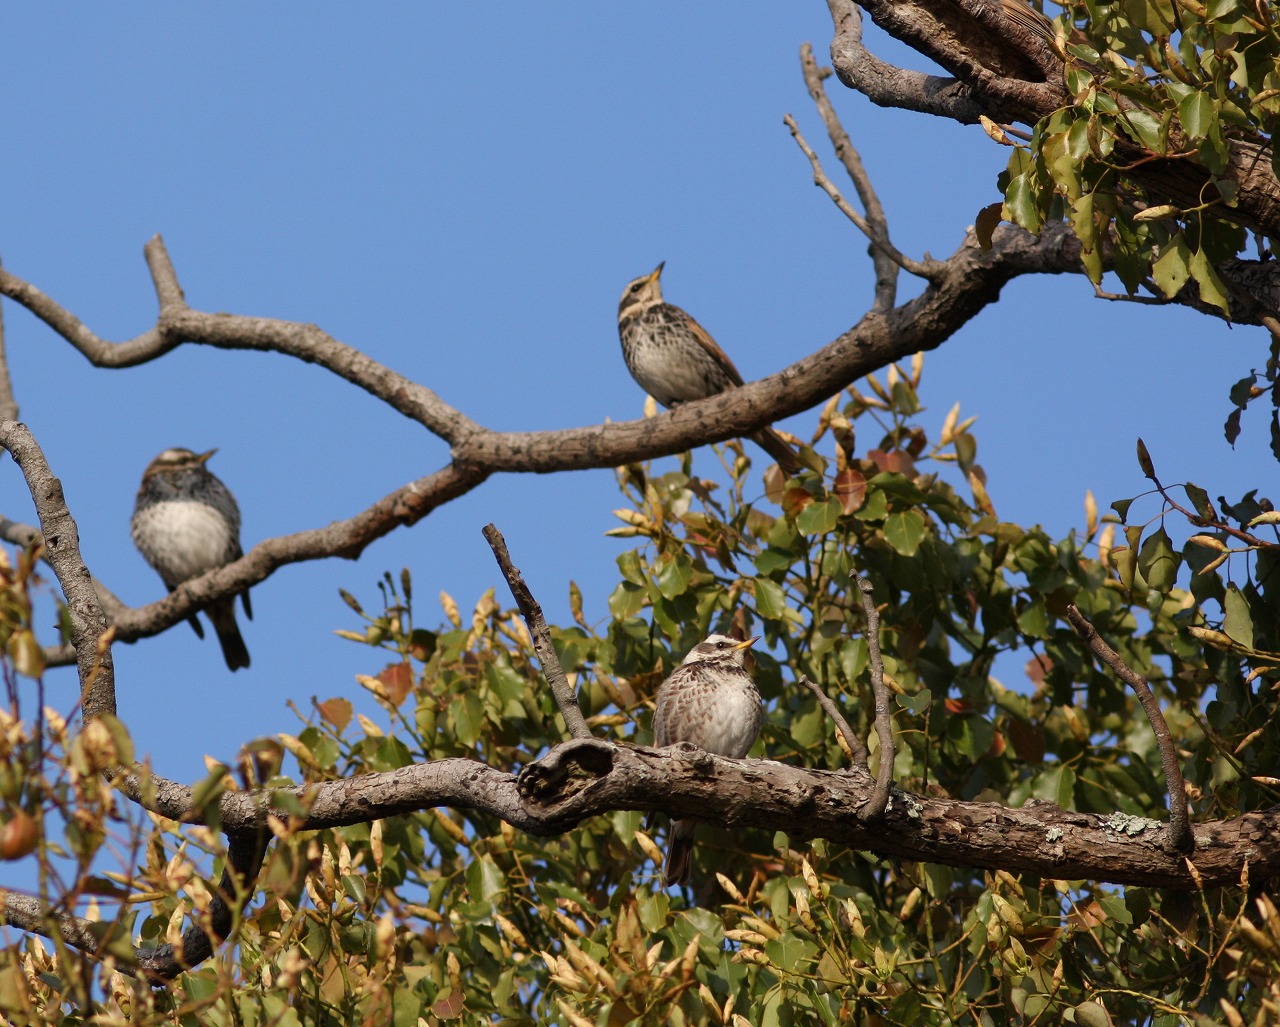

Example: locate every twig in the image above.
[858,576,894,819]
[1066,604,1193,853]
[0,260,16,421]
[798,675,868,768]
[784,114,937,282]
[482,524,590,740]
[798,43,906,309]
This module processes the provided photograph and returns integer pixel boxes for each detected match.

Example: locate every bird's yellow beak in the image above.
[649,261,665,284]
[196,449,218,464]
[734,636,759,650]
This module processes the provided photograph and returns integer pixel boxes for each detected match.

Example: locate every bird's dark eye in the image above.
[717,640,730,649]
[630,282,644,293]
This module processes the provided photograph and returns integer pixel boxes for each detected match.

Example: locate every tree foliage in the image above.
[1,354,1279,1024]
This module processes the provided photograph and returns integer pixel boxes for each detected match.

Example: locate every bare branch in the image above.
[857,576,894,820]
[1066,604,1192,853]
[0,224,1097,648]
[0,263,16,422]
[797,674,867,768]
[798,42,917,308]
[482,523,590,741]
[784,114,936,284]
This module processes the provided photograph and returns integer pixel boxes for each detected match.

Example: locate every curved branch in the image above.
[798,675,867,767]
[1066,604,1192,853]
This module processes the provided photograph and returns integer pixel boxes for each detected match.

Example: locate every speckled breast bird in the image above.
[653,633,762,886]
[618,263,800,477]
[131,448,252,671]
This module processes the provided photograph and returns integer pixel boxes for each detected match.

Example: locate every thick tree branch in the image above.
[0,422,116,721]
[1066,604,1192,853]
[482,523,590,740]
[143,741,1280,891]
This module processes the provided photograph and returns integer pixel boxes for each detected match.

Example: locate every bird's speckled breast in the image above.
[131,500,237,587]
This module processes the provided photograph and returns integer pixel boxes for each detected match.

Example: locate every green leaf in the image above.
[1016,598,1049,638]
[1224,406,1243,446]
[1135,437,1156,480]
[1003,173,1043,232]
[1223,584,1254,649]
[884,510,926,557]
[656,552,692,599]
[465,854,506,905]
[1138,528,1180,593]
[754,577,788,620]
[608,581,645,620]
[1097,893,1133,925]
[764,934,818,972]
[1189,245,1230,314]
[1184,483,1215,521]
[1151,236,1191,298]
[898,690,932,715]
[616,549,645,586]
[796,496,842,536]
[1122,109,1165,152]
[1030,764,1076,807]
[1177,92,1215,143]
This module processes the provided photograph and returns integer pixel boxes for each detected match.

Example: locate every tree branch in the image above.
[798,675,867,768]
[482,523,590,740]
[796,42,919,309]
[857,576,894,819]
[0,264,16,422]
[175,740,1277,890]
[1065,604,1192,853]
[0,422,116,721]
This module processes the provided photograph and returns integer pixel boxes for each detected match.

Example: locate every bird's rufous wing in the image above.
[675,308,745,387]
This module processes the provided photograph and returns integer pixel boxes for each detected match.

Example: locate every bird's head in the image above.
[617,261,666,320]
[142,447,216,479]
[681,632,758,669]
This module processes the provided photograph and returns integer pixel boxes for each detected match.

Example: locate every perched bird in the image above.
[618,263,800,477]
[131,447,252,671]
[652,633,763,886]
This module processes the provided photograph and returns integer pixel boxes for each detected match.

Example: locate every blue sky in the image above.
[1,5,1270,783]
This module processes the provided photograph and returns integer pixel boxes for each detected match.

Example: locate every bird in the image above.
[131,447,252,671]
[617,263,800,477]
[652,633,763,886]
